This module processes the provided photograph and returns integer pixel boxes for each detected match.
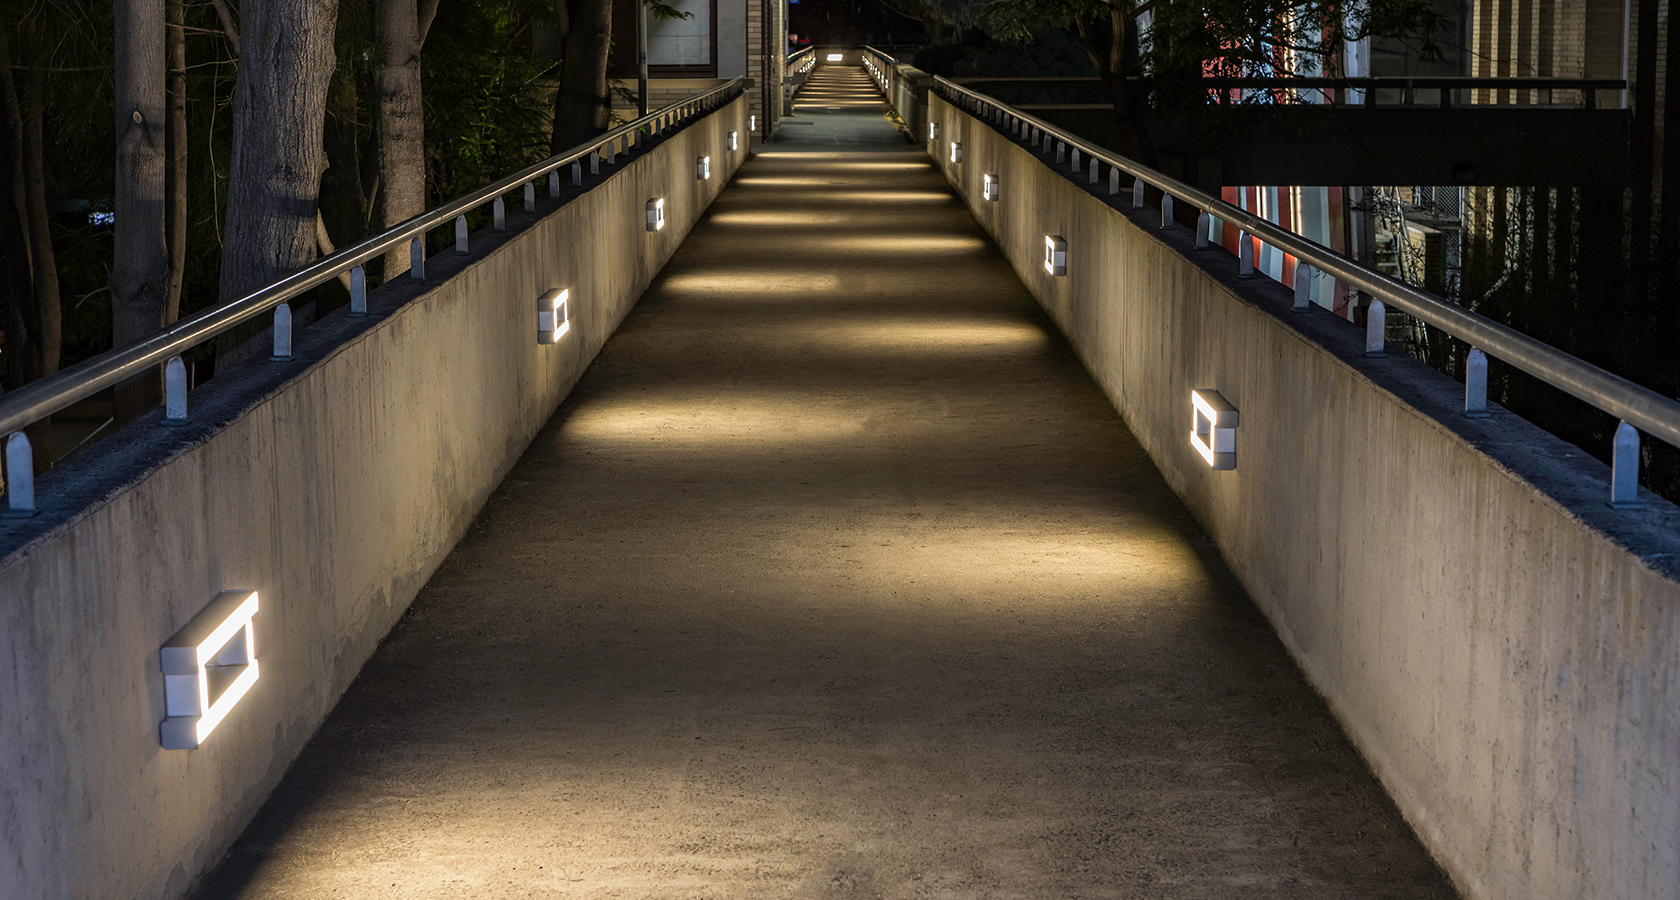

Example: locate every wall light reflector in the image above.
[697,155,711,180]
[1190,389,1239,470]
[827,52,844,61]
[929,121,938,142]
[949,141,962,163]
[728,131,739,151]
[1043,235,1067,276]
[161,590,260,750]
[647,197,665,231]
[538,288,570,344]
[983,173,1000,201]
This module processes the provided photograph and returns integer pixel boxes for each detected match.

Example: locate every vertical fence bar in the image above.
[165,356,187,421]
[455,215,469,254]
[1465,348,1490,417]
[271,303,293,359]
[3,431,34,517]
[350,266,367,316]
[1611,421,1643,508]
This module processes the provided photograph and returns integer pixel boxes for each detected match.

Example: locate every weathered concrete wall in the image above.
[924,92,1680,900]
[0,95,748,900]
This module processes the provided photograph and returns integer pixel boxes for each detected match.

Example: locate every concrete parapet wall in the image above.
[924,91,1680,900]
[0,95,748,900]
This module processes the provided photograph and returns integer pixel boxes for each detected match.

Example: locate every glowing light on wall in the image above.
[949,141,962,163]
[647,197,665,231]
[538,288,570,344]
[928,121,938,142]
[750,115,758,130]
[983,173,999,201]
[1043,235,1066,276]
[1190,389,1239,470]
[727,131,738,151]
[826,52,843,61]
[697,155,711,180]
[160,590,260,750]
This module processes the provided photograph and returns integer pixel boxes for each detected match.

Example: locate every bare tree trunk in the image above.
[375,0,425,279]
[165,0,187,324]
[0,31,34,393]
[112,0,170,422]
[551,0,613,153]
[214,0,340,367]
[17,33,59,385]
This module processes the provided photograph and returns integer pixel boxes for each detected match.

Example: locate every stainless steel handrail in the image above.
[0,78,746,443]
[928,75,1680,459]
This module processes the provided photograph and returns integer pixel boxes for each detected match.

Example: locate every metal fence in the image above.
[0,78,746,518]
[863,44,1676,510]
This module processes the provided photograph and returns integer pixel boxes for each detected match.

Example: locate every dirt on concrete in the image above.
[191,68,1459,900]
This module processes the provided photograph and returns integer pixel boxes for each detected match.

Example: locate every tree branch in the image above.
[208,0,240,46]
[418,0,443,47]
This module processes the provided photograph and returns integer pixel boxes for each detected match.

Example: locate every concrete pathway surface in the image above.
[193,67,1458,899]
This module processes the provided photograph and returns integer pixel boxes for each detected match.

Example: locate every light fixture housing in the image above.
[538,288,570,344]
[983,173,1000,201]
[826,52,843,61]
[1043,235,1067,276]
[160,590,260,750]
[647,197,665,231]
[928,121,938,142]
[949,141,962,163]
[727,131,739,151]
[750,114,758,131]
[1190,389,1239,470]
[697,155,711,180]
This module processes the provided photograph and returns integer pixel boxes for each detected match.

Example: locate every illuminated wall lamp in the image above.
[647,197,665,231]
[538,288,570,344]
[949,141,962,163]
[697,155,711,180]
[1043,235,1067,276]
[827,52,844,61]
[983,173,999,201]
[1190,389,1239,470]
[728,131,739,151]
[750,114,758,131]
[160,590,260,750]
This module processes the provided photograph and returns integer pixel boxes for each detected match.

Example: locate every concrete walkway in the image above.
[194,68,1458,899]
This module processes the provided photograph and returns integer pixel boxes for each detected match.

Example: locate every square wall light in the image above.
[697,155,711,180]
[647,197,665,231]
[1190,389,1239,470]
[827,52,843,61]
[728,131,738,151]
[950,141,962,163]
[983,173,1000,202]
[929,121,938,142]
[161,590,260,750]
[538,288,570,344]
[1044,235,1067,276]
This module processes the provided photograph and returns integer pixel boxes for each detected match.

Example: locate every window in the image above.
[649,0,716,74]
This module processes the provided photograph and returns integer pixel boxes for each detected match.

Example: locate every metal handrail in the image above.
[0,78,746,445]
[928,74,1680,492]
